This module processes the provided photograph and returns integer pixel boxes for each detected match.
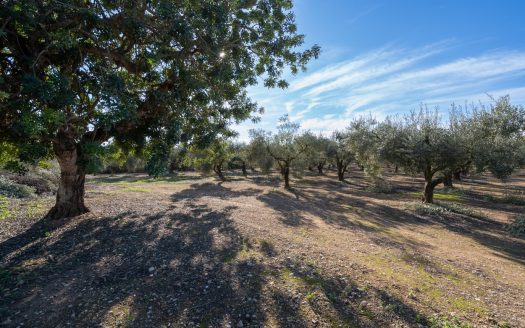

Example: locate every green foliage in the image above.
[185,139,233,178]
[246,131,274,173]
[0,176,35,198]
[486,190,525,206]
[507,214,525,238]
[265,115,309,168]
[79,142,105,174]
[343,116,385,185]
[145,141,171,178]
[379,108,468,181]
[0,0,319,172]
[328,132,354,170]
[301,132,332,171]
[428,315,471,328]
[452,96,525,180]
[0,196,10,220]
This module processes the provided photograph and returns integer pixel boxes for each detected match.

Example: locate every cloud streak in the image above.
[235,42,525,140]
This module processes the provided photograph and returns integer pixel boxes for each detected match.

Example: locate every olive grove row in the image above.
[179,96,525,203]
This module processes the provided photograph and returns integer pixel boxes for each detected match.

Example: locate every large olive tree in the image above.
[0,0,319,219]
[379,109,469,203]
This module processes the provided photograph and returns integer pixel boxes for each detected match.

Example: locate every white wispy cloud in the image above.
[235,42,525,140]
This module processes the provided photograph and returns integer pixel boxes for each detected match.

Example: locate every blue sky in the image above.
[234,0,525,140]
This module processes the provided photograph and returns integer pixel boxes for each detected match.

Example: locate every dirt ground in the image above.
[1,168,524,328]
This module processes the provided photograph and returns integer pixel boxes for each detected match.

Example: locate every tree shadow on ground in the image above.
[89,173,204,184]
[253,176,525,267]
[0,200,439,328]
[171,182,262,202]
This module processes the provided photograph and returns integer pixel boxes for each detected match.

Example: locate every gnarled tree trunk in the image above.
[422,166,443,204]
[317,163,324,175]
[283,166,290,189]
[422,178,444,203]
[46,133,89,220]
[336,160,347,181]
[213,163,226,181]
[241,161,247,177]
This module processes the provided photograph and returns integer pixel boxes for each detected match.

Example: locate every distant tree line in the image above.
[40,95,520,205]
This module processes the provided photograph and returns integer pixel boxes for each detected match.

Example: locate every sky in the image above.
[233,0,525,141]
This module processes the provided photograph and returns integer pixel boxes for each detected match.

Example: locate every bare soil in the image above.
[1,168,524,328]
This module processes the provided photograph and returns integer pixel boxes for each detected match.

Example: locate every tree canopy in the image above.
[0,0,319,218]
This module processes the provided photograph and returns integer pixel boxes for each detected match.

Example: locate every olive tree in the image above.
[379,109,468,203]
[262,115,308,188]
[0,0,319,219]
[230,142,250,177]
[185,139,232,181]
[302,133,332,174]
[246,131,274,174]
[469,96,525,179]
[328,132,354,182]
[444,96,525,188]
[344,116,387,188]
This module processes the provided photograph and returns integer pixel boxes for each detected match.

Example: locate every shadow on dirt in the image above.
[0,201,434,328]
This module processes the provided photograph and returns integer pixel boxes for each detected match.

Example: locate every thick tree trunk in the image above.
[214,164,226,181]
[336,160,345,181]
[317,163,324,175]
[283,166,290,189]
[454,171,461,181]
[422,165,444,204]
[46,135,89,220]
[443,174,453,188]
[241,162,247,177]
[422,178,443,204]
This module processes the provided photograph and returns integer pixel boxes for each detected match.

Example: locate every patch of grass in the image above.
[451,297,486,315]
[0,196,11,220]
[305,291,316,301]
[409,191,464,202]
[280,268,322,287]
[429,315,472,328]
[486,190,525,206]
[439,202,487,219]
[24,200,47,218]
[354,219,389,233]
[92,174,202,185]
[124,186,151,193]
[411,201,486,220]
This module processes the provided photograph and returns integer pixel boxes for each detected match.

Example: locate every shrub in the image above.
[487,190,525,206]
[8,173,54,194]
[0,176,35,198]
[1,161,59,195]
[367,177,393,193]
[507,215,525,238]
